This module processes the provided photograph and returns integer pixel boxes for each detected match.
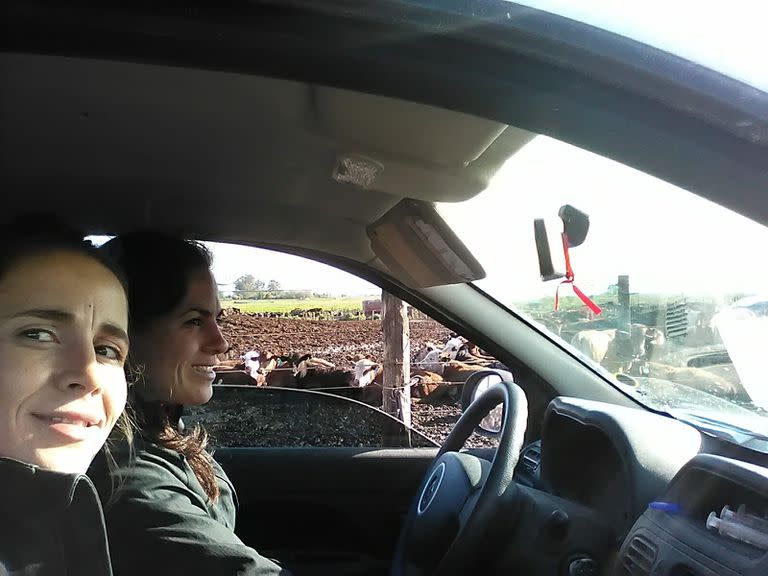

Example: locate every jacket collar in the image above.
[0,456,95,515]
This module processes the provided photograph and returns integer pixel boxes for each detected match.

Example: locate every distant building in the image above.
[362,299,382,318]
[362,298,425,320]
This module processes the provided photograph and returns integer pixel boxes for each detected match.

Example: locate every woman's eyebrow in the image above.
[8,308,75,323]
[100,323,130,346]
[8,309,128,344]
[179,307,213,318]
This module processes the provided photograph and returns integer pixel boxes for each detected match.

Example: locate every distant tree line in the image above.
[229,274,314,300]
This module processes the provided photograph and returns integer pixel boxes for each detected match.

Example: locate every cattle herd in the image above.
[569,323,666,375]
[567,321,745,400]
[211,306,753,445]
[211,310,512,445]
[213,331,509,406]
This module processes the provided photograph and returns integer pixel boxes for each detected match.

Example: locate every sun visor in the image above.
[366,199,485,288]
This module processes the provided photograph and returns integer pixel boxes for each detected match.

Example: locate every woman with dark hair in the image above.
[0,214,130,575]
[96,231,290,575]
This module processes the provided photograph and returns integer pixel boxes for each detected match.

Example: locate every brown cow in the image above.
[409,370,445,403]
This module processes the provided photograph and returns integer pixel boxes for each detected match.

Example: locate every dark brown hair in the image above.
[0,212,126,289]
[100,231,219,502]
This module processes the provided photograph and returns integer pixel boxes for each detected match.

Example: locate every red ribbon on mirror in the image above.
[554,232,602,315]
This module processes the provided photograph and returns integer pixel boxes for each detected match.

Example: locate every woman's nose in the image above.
[56,342,101,395]
[204,323,229,355]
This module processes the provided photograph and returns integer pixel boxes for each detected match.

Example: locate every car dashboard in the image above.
[506,397,768,575]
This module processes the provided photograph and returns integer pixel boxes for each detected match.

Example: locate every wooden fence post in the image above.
[381,290,412,437]
[618,275,631,329]
[616,274,632,360]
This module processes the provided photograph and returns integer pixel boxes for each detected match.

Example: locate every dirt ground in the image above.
[218,309,455,368]
[215,310,498,448]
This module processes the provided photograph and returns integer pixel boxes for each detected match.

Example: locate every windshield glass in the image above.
[516,1,768,92]
[437,135,768,439]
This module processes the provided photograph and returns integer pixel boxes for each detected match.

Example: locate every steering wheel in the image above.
[391,380,528,576]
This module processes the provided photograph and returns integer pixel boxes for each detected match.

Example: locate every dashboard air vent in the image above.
[520,444,541,474]
[621,535,657,575]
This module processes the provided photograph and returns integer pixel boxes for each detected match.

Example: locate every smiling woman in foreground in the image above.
[0,215,130,575]
[95,231,291,576]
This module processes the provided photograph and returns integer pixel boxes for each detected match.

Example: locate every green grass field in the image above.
[220,297,365,314]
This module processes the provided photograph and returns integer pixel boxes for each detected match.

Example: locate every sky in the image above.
[87,235,381,296]
[202,242,379,297]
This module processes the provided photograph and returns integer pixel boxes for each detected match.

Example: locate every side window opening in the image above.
[182,243,505,449]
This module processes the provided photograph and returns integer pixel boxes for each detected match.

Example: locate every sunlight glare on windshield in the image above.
[439,136,768,302]
[438,135,768,431]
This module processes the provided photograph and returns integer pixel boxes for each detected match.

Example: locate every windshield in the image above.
[516,1,768,93]
[438,135,768,440]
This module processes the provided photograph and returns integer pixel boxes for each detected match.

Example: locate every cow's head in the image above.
[644,327,666,359]
[627,324,666,362]
[242,350,261,379]
[258,351,278,374]
[440,335,468,362]
[353,358,381,387]
[418,348,443,373]
[626,325,649,359]
[293,353,313,378]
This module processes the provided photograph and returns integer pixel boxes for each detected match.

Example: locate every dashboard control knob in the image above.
[568,557,597,576]
[546,509,570,541]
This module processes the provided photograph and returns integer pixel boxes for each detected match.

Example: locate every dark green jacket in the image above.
[0,457,113,576]
[94,439,291,576]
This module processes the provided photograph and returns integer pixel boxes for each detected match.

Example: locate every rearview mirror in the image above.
[461,369,514,435]
[534,204,590,281]
[558,204,590,247]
